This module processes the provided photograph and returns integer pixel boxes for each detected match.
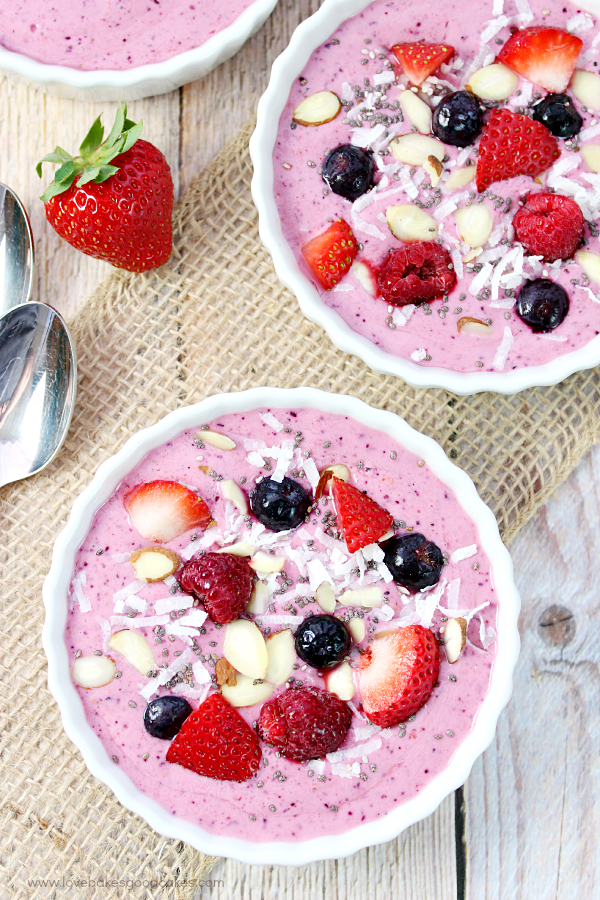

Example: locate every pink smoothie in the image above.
[0,0,257,70]
[273,0,600,373]
[66,408,497,842]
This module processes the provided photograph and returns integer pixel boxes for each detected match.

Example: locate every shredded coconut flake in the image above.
[411,348,427,362]
[72,571,91,613]
[331,761,362,779]
[450,544,477,564]
[260,412,284,432]
[111,552,131,563]
[567,12,594,32]
[493,325,513,371]
[392,304,415,327]
[192,660,211,684]
[112,580,146,613]
[327,736,383,763]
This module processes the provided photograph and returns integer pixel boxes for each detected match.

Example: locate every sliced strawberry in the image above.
[475,108,560,193]
[179,552,255,624]
[357,626,440,728]
[497,26,582,94]
[301,219,357,290]
[166,693,261,782]
[391,42,454,86]
[124,480,211,543]
[331,476,393,554]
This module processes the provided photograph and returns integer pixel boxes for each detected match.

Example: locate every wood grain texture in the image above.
[464,443,600,900]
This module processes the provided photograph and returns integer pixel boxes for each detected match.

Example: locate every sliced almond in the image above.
[325,661,355,701]
[221,673,275,707]
[215,657,237,687]
[454,204,493,248]
[390,133,445,167]
[315,463,351,501]
[265,629,295,685]
[217,541,255,557]
[399,90,432,134]
[220,478,248,514]
[442,616,467,663]
[249,551,285,573]
[443,165,477,193]
[293,91,341,127]
[109,630,156,676]
[197,430,236,451]
[462,246,483,263]
[72,655,116,689]
[347,618,366,643]
[316,581,336,614]
[223,619,268,679]
[350,260,378,297]
[423,154,443,187]
[571,69,600,110]
[581,143,600,174]
[246,579,268,614]
[387,204,438,242]
[457,316,494,337]
[577,249,600,285]
[338,586,383,608]
[129,547,180,583]
[467,63,519,100]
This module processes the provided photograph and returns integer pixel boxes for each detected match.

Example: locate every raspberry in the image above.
[475,108,560,193]
[166,693,261,782]
[377,241,456,307]
[179,552,255,624]
[513,193,584,262]
[258,686,352,761]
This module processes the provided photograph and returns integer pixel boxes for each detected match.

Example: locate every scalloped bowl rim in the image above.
[42,386,520,865]
[0,0,278,93]
[249,0,600,395]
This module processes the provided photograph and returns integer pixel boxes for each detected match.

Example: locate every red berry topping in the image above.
[377,241,456,307]
[357,626,440,728]
[391,41,455,86]
[512,193,584,262]
[124,480,211,543]
[497,26,582,94]
[166,693,261,782]
[179,552,255,624]
[301,219,357,290]
[330,476,393,554]
[258,686,352,761]
[475,108,560,193]
[38,106,173,272]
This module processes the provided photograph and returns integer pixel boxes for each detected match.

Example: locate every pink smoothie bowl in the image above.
[42,387,520,864]
[0,0,278,102]
[250,0,600,395]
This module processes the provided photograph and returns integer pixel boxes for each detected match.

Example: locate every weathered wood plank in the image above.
[464,445,600,900]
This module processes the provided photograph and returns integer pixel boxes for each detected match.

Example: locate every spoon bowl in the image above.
[0,302,76,488]
[0,184,33,317]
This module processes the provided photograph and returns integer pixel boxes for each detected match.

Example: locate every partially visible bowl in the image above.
[0,0,279,101]
[250,0,600,395]
[42,386,520,864]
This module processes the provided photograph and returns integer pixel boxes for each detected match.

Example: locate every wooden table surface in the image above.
[1,2,597,897]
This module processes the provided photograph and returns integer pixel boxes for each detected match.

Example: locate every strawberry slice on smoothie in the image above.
[391,41,454,86]
[124,480,211,542]
[497,26,582,94]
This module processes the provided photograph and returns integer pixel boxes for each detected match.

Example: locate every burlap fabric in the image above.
[2,118,600,899]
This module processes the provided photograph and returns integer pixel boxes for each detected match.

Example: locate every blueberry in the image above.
[515,279,569,332]
[432,90,483,147]
[383,533,444,592]
[294,614,351,669]
[249,476,311,532]
[322,144,375,201]
[531,94,582,139]
[144,695,192,740]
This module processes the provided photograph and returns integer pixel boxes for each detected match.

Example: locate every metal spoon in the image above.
[0,185,77,487]
[0,183,33,316]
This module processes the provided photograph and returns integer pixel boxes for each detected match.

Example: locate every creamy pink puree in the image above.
[66,408,497,842]
[0,0,255,69]
[273,0,600,373]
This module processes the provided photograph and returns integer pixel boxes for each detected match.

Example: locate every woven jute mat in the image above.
[2,118,600,899]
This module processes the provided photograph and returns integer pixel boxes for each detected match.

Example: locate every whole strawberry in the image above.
[37,104,173,272]
[179,552,255,624]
